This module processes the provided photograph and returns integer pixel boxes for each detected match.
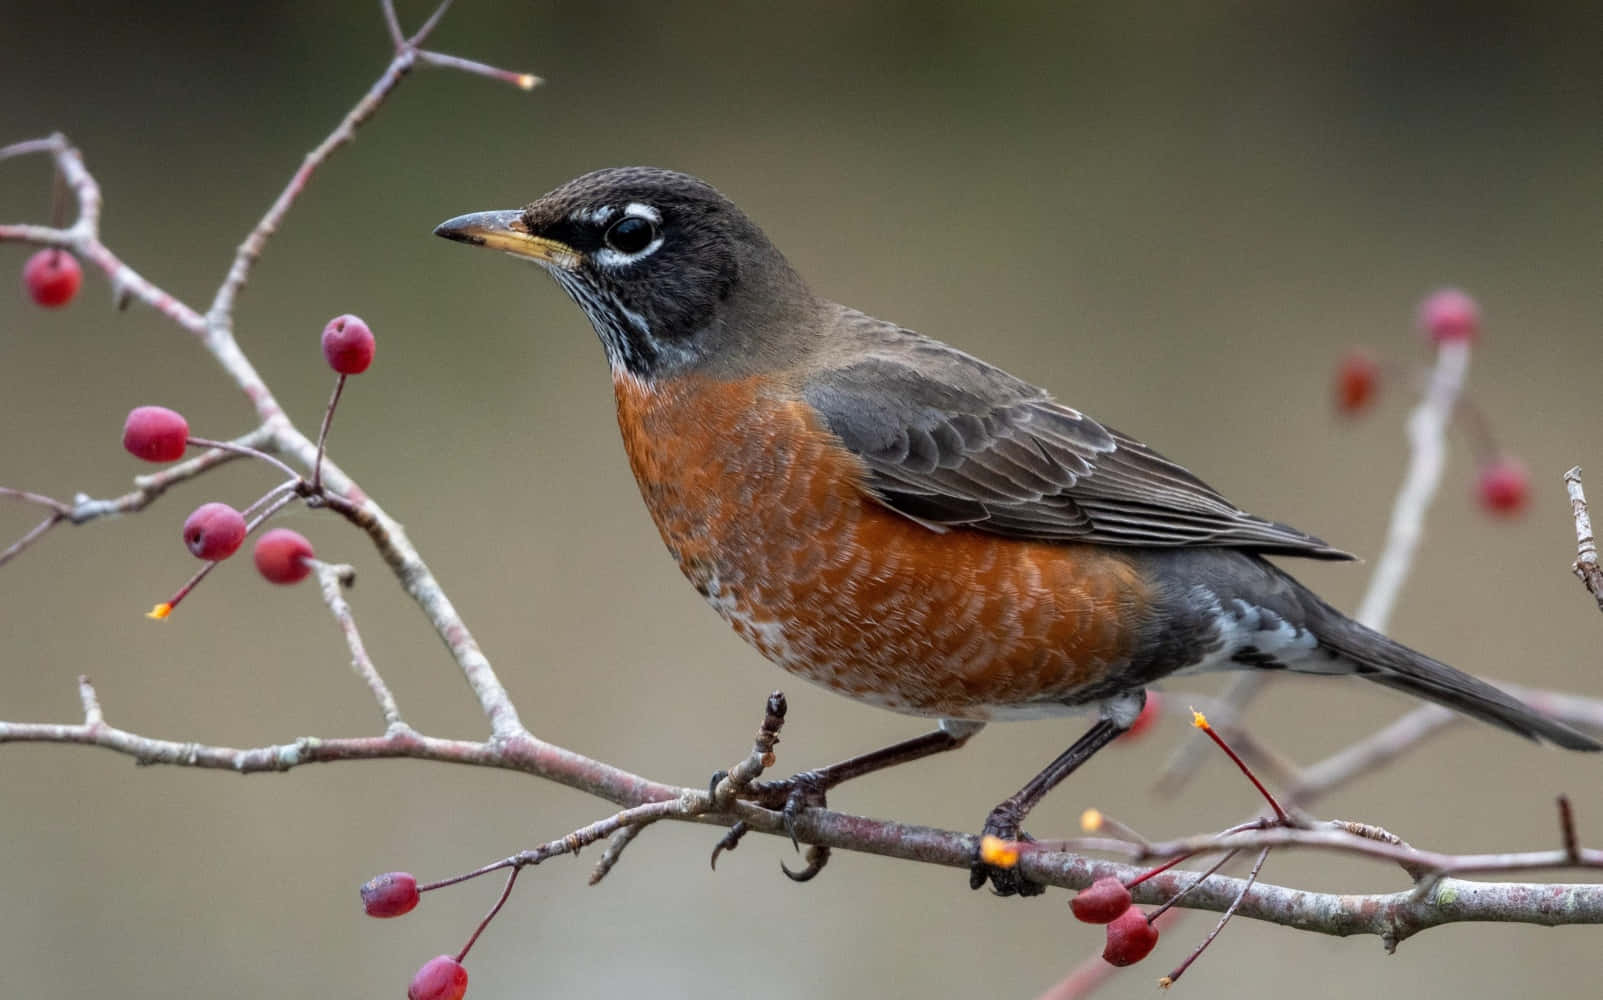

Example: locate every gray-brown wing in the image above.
[802,319,1351,559]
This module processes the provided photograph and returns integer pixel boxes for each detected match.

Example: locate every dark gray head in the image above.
[435,167,813,380]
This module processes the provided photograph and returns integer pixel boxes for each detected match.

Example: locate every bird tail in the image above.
[1305,603,1600,751]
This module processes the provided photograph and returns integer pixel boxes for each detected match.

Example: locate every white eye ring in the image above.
[594,203,664,268]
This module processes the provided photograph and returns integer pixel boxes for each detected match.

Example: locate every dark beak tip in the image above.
[432,219,473,243]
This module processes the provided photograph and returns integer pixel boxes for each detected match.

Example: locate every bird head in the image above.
[435,167,811,381]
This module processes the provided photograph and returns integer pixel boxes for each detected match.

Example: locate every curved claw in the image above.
[780,845,831,882]
[710,820,749,871]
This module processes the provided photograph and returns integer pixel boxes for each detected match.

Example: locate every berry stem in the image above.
[50,166,70,229]
[312,374,347,494]
[1160,846,1272,988]
[1145,849,1240,922]
[456,865,519,964]
[242,480,300,522]
[418,859,515,894]
[186,436,302,484]
[1192,711,1290,824]
[1123,819,1265,890]
[148,489,299,618]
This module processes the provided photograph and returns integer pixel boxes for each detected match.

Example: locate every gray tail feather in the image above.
[1309,612,1601,752]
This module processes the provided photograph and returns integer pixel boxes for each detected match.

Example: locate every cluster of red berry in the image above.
[360,871,473,1000]
[1071,875,1159,966]
[1334,289,1530,516]
[121,315,376,617]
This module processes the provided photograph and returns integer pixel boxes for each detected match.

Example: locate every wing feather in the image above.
[803,310,1351,560]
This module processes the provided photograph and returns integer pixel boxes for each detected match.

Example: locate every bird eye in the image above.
[603,216,657,255]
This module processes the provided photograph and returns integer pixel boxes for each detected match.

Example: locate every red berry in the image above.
[321,314,376,375]
[409,955,468,1000]
[1418,289,1480,344]
[254,528,315,584]
[182,503,247,561]
[122,406,190,462]
[361,871,420,918]
[1334,349,1380,415]
[1477,456,1530,517]
[22,249,82,307]
[1102,907,1159,967]
[1071,876,1133,924]
[1118,692,1161,743]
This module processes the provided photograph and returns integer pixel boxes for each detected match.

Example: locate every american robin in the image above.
[435,167,1599,895]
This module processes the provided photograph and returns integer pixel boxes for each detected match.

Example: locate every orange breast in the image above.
[612,371,1152,720]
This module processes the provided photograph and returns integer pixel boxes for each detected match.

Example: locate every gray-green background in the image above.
[3,2,1600,997]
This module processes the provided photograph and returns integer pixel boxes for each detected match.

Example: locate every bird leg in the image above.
[970,714,1131,897]
[747,722,982,855]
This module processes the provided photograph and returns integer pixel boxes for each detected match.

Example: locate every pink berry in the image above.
[254,528,315,584]
[1102,907,1159,967]
[321,314,376,375]
[1418,289,1480,344]
[22,249,82,307]
[122,406,190,462]
[361,872,420,918]
[409,955,468,1000]
[1334,349,1380,415]
[1118,692,1161,743]
[1071,876,1133,924]
[182,503,247,561]
[1477,456,1530,517]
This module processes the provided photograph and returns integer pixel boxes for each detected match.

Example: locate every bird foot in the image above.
[969,805,1047,897]
[734,769,834,881]
[748,769,830,847]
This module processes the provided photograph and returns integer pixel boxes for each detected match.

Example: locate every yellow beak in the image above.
[433,210,581,270]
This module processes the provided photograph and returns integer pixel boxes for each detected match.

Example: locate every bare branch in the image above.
[1565,466,1603,613]
[6,676,1602,944]
[0,136,207,332]
[379,0,405,47]
[314,561,404,730]
[418,50,541,90]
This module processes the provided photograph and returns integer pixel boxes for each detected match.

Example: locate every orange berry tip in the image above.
[979,835,1020,868]
[146,602,173,621]
[1190,709,1210,730]
[1080,808,1104,832]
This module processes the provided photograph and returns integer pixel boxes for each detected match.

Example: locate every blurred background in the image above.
[3,1,1601,996]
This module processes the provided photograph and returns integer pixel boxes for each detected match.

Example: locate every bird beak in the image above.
[433,210,581,270]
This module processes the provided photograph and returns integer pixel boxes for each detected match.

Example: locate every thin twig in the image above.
[408,0,455,47]
[1565,467,1603,613]
[0,513,64,569]
[589,824,644,886]
[314,561,404,730]
[379,0,405,47]
[418,50,541,89]
[1160,847,1271,988]
[1559,796,1579,863]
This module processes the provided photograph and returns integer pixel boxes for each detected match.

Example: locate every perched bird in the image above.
[436,168,1598,895]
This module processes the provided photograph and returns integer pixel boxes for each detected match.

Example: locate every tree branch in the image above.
[1565,466,1603,614]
